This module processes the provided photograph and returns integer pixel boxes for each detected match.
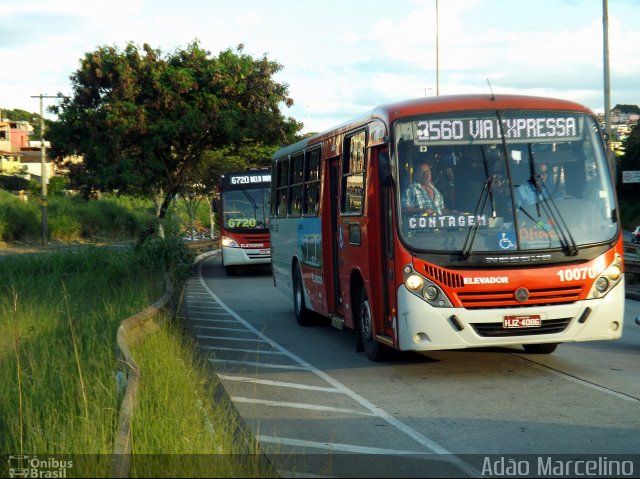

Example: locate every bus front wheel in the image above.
[358,289,386,361]
[522,343,558,354]
[293,267,312,326]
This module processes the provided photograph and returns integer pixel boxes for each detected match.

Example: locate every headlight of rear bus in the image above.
[403,265,453,307]
[588,254,623,299]
[221,236,239,248]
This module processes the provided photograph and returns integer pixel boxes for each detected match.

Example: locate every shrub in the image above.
[0,192,39,241]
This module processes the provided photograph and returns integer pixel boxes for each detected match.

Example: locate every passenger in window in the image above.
[432,150,456,208]
[402,161,445,216]
[515,162,550,209]
[453,148,486,213]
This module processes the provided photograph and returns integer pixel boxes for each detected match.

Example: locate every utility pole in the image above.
[602,0,611,150]
[30,93,58,248]
[435,0,440,96]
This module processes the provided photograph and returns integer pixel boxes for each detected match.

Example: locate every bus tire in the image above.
[522,343,558,354]
[358,289,386,361]
[293,267,312,326]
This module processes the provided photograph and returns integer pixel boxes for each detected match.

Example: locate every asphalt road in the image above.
[183,252,640,478]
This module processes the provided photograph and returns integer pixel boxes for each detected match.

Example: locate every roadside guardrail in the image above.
[183,238,218,253]
[624,241,640,276]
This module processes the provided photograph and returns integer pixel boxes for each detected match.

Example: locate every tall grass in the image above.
[0,248,163,458]
[0,191,155,244]
[129,319,275,477]
[0,240,272,477]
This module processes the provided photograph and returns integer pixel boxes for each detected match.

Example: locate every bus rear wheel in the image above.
[522,343,558,354]
[358,289,386,361]
[293,267,312,326]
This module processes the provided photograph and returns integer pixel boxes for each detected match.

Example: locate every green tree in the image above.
[179,140,278,240]
[617,123,640,215]
[26,176,69,197]
[48,41,301,237]
[621,123,640,168]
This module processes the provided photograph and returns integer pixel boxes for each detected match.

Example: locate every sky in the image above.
[1,0,639,134]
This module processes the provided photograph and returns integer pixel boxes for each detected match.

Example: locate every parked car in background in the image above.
[631,226,640,243]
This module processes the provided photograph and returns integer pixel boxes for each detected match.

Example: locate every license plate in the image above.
[503,314,541,328]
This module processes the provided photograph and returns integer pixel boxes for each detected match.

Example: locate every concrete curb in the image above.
[110,248,219,477]
[112,274,174,478]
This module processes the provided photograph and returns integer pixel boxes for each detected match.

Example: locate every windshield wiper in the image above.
[534,188,578,255]
[460,175,496,260]
[241,189,261,223]
[523,144,578,256]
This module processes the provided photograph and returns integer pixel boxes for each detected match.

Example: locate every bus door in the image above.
[329,156,343,317]
[377,147,397,340]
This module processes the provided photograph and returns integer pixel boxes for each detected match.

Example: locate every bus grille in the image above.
[243,233,270,243]
[457,286,582,309]
[424,265,464,288]
[471,318,572,337]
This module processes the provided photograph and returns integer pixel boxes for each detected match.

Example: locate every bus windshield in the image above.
[395,110,618,254]
[221,187,271,230]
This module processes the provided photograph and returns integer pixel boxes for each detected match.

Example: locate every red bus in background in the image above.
[219,167,271,276]
[270,94,624,361]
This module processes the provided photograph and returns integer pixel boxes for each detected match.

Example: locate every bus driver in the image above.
[402,161,445,216]
[515,162,550,209]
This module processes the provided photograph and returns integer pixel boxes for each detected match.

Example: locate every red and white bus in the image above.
[270,94,625,360]
[219,167,271,276]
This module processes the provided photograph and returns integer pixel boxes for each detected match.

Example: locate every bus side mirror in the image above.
[378,150,394,187]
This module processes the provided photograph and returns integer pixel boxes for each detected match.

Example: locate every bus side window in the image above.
[276,158,289,217]
[289,153,304,217]
[341,131,366,215]
[303,148,321,216]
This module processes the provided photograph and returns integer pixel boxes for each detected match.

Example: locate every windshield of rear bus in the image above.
[394,110,618,253]
[221,187,271,230]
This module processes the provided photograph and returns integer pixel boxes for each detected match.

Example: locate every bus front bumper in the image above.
[222,246,271,267]
[396,279,625,351]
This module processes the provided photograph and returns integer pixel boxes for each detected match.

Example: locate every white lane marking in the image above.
[278,471,332,479]
[189,308,222,313]
[189,317,236,322]
[515,356,640,403]
[197,334,268,343]
[218,375,340,393]
[208,359,307,371]
[192,325,252,333]
[197,263,481,478]
[202,346,284,355]
[257,435,425,455]
[231,397,376,416]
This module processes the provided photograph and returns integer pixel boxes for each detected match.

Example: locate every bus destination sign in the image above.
[222,172,271,187]
[413,116,580,145]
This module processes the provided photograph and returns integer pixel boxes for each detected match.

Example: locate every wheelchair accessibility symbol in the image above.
[498,232,516,250]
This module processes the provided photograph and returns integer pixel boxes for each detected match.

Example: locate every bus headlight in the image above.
[587,254,623,299]
[605,264,621,281]
[221,236,239,248]
[423,285,439,301]
[595,277,609,293]
[405,274,424,292]
[402,265,453,308]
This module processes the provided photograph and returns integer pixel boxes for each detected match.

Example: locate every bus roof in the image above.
[273,94,595,159]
